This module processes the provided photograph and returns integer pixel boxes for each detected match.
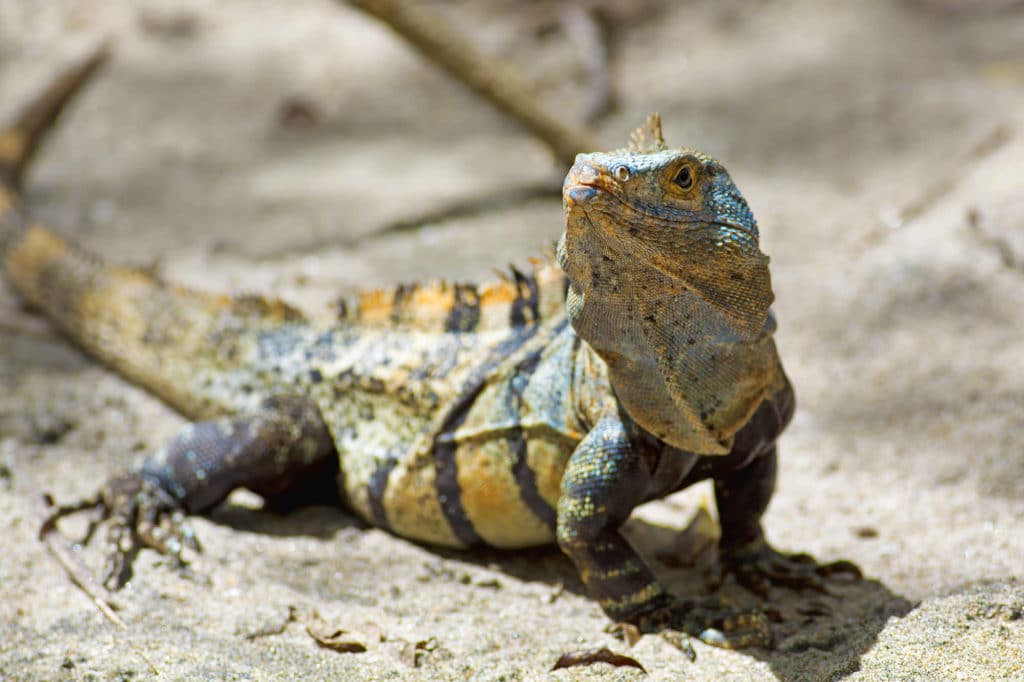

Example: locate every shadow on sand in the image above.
[211,501,913,679]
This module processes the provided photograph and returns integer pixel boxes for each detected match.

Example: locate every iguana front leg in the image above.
[47,395,339,588]
[715,445,861,595]
[556,414,770,648]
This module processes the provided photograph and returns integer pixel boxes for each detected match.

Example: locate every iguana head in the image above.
[557,114,779,453]
[558,113,773,344]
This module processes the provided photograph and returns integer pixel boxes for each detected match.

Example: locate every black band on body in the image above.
[430,322,547,545]
[507,345,556,529]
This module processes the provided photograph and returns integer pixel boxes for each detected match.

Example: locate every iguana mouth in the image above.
[563,183,600,209]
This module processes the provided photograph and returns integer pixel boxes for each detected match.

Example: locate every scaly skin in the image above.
[3,50,859,650]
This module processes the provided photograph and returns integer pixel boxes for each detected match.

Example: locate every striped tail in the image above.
[1,47,305,420]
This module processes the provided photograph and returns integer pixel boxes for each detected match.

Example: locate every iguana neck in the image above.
[564,246,780,455]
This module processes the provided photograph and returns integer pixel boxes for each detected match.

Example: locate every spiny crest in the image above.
[336,257,568,334]
[624,113,667,154]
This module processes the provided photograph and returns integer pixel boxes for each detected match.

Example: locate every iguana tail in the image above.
[1,47,304,420]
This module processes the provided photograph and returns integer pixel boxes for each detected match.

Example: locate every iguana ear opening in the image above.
[626,113,667,154]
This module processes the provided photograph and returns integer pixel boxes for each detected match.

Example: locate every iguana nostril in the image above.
[570,163,599,184]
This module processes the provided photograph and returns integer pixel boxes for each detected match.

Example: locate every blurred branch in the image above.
[344,0,598,167]
[558,2,614,122]
[892,124,1012,228]
[859,123,1013,250]
[526,0,663,122]
[258,180,560,258]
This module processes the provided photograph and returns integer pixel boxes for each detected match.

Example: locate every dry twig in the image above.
[40,496,161,675]
[344,0,597,166]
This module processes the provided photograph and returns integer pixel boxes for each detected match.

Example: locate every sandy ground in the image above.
[2,0,1024,679]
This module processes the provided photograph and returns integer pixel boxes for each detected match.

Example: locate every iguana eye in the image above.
[672,166,693,190]
[614,166,630,182]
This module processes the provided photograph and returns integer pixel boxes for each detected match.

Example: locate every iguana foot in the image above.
[43,473,200,589]
[634,596,772,649]
[718,538,861,597]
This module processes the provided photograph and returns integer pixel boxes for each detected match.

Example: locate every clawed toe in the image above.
[816,559,862,579]
[136,498,200,557]
[696,608,772,649]
[721,540,862,597]
[635,597,772,650]
[41,473,195,590]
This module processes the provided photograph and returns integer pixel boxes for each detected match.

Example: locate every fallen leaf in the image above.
[306,625,368,654]
[299,608,369,654]
[551,647,645,673]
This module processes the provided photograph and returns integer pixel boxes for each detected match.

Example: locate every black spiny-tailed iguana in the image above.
[1,48,858,649]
